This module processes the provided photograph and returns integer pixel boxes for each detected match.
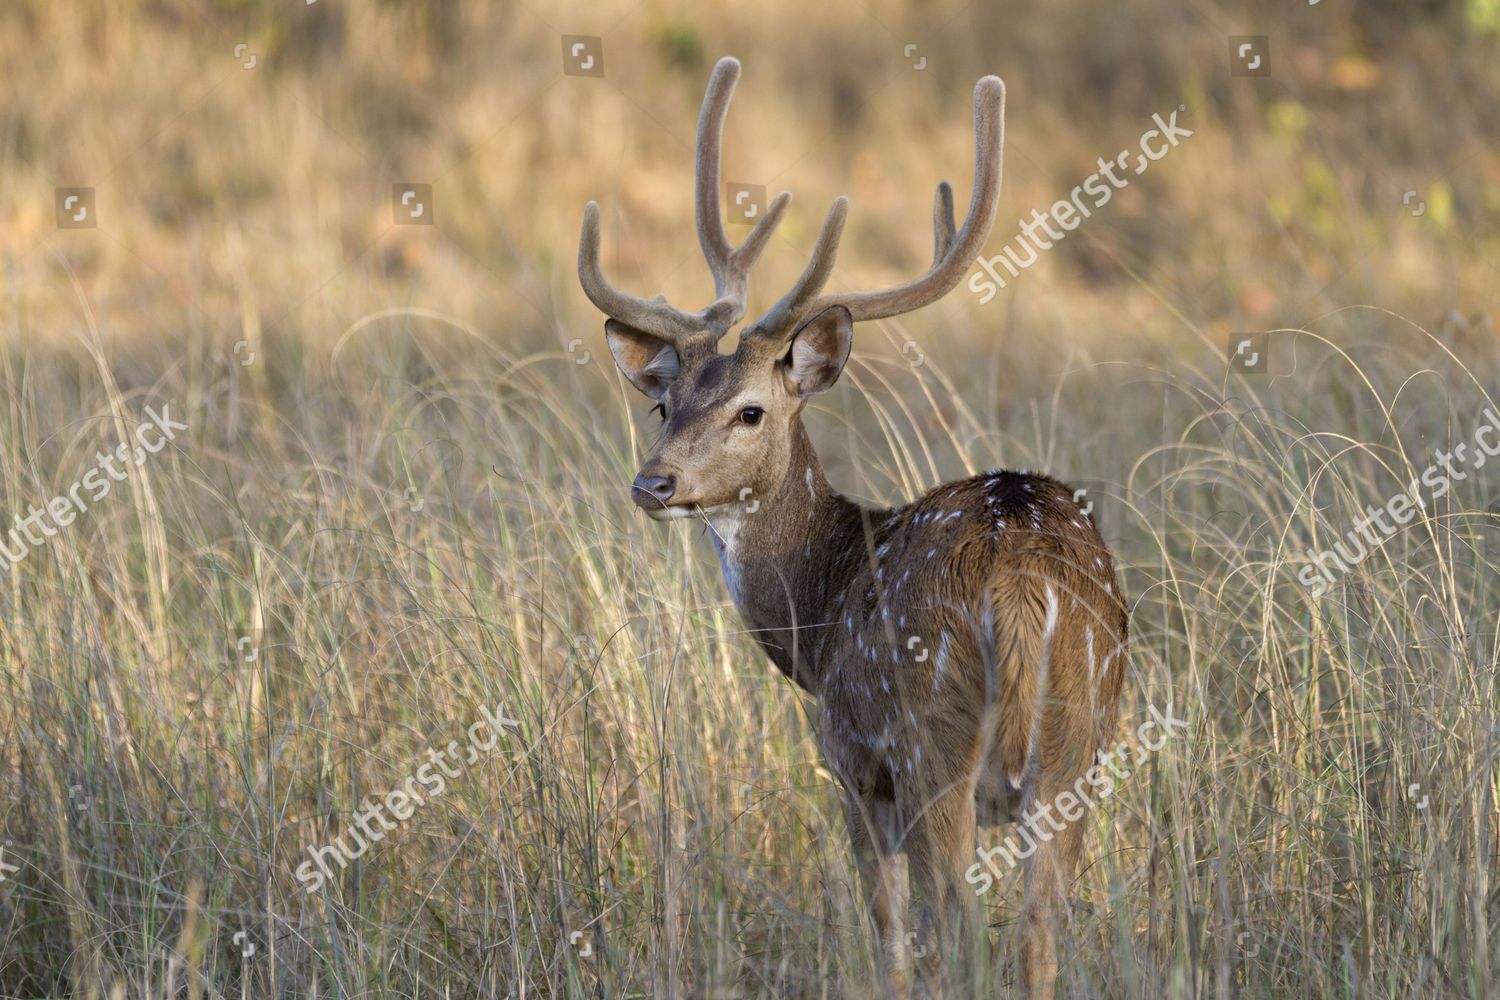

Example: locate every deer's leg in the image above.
[1016,787,1086,1000]
[846,794,910,994]
[905,779,979,997]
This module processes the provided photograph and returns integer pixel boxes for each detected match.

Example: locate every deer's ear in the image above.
[605,319,681,400]
[783,305,853,397]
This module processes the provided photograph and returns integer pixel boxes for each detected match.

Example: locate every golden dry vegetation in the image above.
[2,0,1500,996]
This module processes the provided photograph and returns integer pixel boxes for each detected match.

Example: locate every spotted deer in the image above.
[577,57,1127,999]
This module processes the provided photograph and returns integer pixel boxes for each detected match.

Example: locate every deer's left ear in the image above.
[783,305,853,397]
[606,319,682,400]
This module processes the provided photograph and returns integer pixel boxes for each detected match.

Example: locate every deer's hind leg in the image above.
[904,771,980,998]
[1016,624,1102,1000]
[1016,791,1086,1000]
[845,792,911,995]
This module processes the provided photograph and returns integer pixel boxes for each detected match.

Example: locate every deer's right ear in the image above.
[605,319,682,400]
[783,305,853,397]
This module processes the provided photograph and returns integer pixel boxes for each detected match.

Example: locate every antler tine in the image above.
[744,196,848,337]
[578,201,699,341]
[695,56,792,333]
[931,180,956,266]
[705,190,791,330]
[730,190,792,273]
[808,75,1005,324]
[694,57,739,269]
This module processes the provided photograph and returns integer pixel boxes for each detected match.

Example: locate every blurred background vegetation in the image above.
[2,0,1497,362]
[3,0,1500,997]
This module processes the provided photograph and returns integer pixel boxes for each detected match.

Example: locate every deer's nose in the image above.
[632,471,677,507]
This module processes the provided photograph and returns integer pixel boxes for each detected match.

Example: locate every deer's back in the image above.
[818,470,1127,804]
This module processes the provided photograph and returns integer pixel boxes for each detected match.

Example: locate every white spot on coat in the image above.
[932,632,951,693]
[1085,624,1097,700]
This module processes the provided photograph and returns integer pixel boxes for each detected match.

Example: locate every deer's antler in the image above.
[579,59,1005,348]
[577,57,790,347]
[746,75,1005,339]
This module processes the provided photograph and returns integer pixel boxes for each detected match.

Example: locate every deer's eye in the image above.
[651,402,668,421]
[739,406,764,426]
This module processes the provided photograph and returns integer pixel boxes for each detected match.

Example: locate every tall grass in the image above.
[2,0,1499,997]
[3,306,1496,997]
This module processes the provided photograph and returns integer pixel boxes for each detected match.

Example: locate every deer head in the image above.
[579,57,1005,520]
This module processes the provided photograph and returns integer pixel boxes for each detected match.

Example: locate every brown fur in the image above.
[695,422,1127,996]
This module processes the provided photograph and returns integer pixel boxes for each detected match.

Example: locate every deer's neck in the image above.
[706,420,873,693]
